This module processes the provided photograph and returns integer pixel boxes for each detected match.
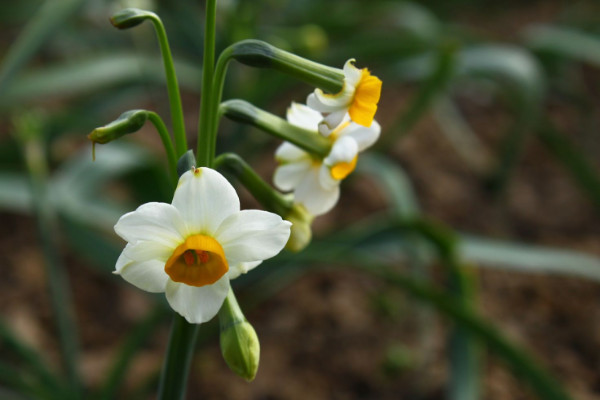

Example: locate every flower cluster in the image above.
[273,59,382,216]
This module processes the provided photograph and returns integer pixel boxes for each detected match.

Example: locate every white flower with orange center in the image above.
[274,103,380,216]
[114,167,291,324]
[307,59,382,135]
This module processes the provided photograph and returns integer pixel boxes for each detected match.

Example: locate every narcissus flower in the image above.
[307,59,382,135]
[114,167,291,324]
[274,103,380,216]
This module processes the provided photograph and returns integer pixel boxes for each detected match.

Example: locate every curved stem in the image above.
[207,46,234,163]
[214,152,293,216]
[148,15,187,157]
[147,112,178,183]
[196,0,218,167]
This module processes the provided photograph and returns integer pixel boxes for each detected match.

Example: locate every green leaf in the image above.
[524,25,600,67]
[0,172,33,213]
[0,0,85,94]
[1,54,201,110]
[459,234,600,282]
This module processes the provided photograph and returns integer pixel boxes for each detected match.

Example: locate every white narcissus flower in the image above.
[114,167,291,324]
[274,103,380,216]
[307,59,382,135]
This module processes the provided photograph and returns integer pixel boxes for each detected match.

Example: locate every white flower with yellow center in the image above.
[274,103,380,216]
[114,167,291,324]
[307,59,382,135]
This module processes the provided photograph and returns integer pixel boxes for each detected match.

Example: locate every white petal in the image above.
[341,120,381,151]
[275,142,309,162]
[319,164,340,191]
[286,102,322,131]
[215,210,291,265]
[123,240,173,263]
[342,58,363,86]
[115,244,169,293]
[172,168,240,236]
[319,111,347,135]
[294,168,340,216]
[227,261,262,280]
[165,277,230,324]
[274,159,312,191]
[324,136,359,166]
[114,202,185,247]
[306,87,353,113]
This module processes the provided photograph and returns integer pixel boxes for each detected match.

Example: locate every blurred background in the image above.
[1,0,600,399]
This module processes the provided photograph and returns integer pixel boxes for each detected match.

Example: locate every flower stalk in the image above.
[111,8,187,157]
[156,150,197,400]
[196,0,218,167]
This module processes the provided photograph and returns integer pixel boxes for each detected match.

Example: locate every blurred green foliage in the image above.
[2,0,600,399]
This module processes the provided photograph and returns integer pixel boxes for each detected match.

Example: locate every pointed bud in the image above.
[110,8,157,29]
[219,290,260,381]
[285,203,313,252]
[227,39,344,94]
[88,109,149,145]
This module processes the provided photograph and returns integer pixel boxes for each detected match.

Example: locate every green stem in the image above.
[207,46,234,161]
[214,152,293,216]
[196,0,218,167]
[147,112,178,183]
[156,314,200,400]
[158,2,218,395]
[147,14,187,157]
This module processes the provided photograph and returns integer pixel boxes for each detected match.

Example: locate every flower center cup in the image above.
[348,69,382,127]
[330,155,358,180]
[165,235,229,287]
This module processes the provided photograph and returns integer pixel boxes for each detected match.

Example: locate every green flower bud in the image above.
[110,8,156,29]
[220,319,260,382]
[88,109,149,145]
[219,290,260,381]
[285,203,314,252]
[227,39,344,94]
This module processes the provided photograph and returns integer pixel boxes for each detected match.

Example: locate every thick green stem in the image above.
[157,149,200,400]
[147,112,178,183]
[144,14,187,157]
[158,2,218,398]
[156,314,200,400]
[196,0,218,167]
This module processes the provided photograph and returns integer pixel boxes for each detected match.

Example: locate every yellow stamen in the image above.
[330,156,358,180]
[348,69,382,127]
[165,235,228,287]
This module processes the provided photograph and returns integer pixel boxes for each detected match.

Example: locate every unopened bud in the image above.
[88,109,149,144]
[110,8,156,29]
[219,290,260,381]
